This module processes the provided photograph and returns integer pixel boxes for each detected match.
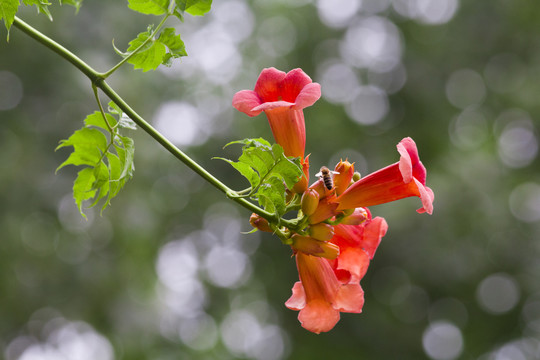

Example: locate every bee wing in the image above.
[315,171,323,178]
[330,171,340,175]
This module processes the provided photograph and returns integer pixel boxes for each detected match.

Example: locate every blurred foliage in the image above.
[1,0,540,359]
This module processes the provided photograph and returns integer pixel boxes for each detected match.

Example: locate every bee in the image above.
[316,166,339,191]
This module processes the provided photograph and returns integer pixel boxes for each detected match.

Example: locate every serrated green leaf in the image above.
[73,167,97,218]
[219,138,302,217]
[90,161,110,207]
[124,27,187,71]
[115,135,135,178]
[56,128,108,170]
[128,0,169,15]
[214,157,259,189]
[107,101,137,129]
[0,0,19,35]
[241,149,273,178]
[257,177,286,215]
[271,153,303,189]
[84,111,117,130]
[22,0,53,21]
[175,0,211,16]
[59,0,83,12]
[102,152,122,210]
[126,29,167,72]
[158,27,187,57]
[224,138,272,148]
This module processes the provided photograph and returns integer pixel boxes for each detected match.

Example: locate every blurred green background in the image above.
[1,0,540,359]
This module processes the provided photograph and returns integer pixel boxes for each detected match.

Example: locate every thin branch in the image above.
[12,16,282,226]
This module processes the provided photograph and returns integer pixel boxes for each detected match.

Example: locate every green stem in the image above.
[11,16,283,225]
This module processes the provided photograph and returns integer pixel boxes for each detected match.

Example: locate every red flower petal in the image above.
[298,299,340,334]
[335,283,364,313]
[253,67,286,102]
[292,83,321,110]
[285,281,306,310]
[232,90,262,117]
[336,137,434,214]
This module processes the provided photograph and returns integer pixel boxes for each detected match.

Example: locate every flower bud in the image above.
[333,159,354,196]
[291,234,339,259]
[340,208,369,225]
[308,198,339,224]
[309,179,327,199]
[301,189,320,216]
[292,155,310,194]
[352,171,362,182]
[309,223,335,241]
[249,213,272,232]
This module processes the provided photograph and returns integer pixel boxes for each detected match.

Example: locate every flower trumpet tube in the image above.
[336,137,434,214]
[285,252,364,334]
[232,68,321,160]
[291,234,339,260]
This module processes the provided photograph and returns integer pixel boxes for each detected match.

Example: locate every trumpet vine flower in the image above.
[232,67,321,161]
[233,67,434,334]
[336,137,434,214]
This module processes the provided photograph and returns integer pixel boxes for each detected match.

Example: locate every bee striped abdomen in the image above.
[320,166,333,191]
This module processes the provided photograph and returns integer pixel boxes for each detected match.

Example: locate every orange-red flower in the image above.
[232,67,321,160]
[285,252,364,334]
[336,137,434,214]
[286,213,387,334]
[329,213,388,284]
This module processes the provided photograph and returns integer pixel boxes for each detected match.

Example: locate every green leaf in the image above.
[1,0,19,35]
[174,0,211,16]
[123,27,187,71]
[218,138,302,217]
[84,111,117,131]
[107,101,137,129]
[158,27,187,58]
[128,0,169,15]
[257,177,286,215]
[214,157,259,189]
[126,28,167,72]
[57,109,136,217]
[22,0,53,21]
[59,0,83,12]
[56,128,108,170]
[73,167,97,218]
[115,135,135,178]
[90,160,110,207]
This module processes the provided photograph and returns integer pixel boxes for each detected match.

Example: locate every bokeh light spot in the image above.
[316,0,361,29]
[178,313,218,351]
[509,182,540,223]
[422,321,464,360]
[0,71,23,110]
[204,246,251,288]
[318,61,359,104]
[498,120,538,168]
[341,16,402,72]
[415,0,458,25]
[154,101,208,147]
[476,273,520,314]
[446,69,486,109]
[449,108,489,150]
[220,310,286,360]
[257,16,297,57]
[345,85,389,125]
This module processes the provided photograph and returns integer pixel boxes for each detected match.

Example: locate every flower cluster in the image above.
[233,67,434,334]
